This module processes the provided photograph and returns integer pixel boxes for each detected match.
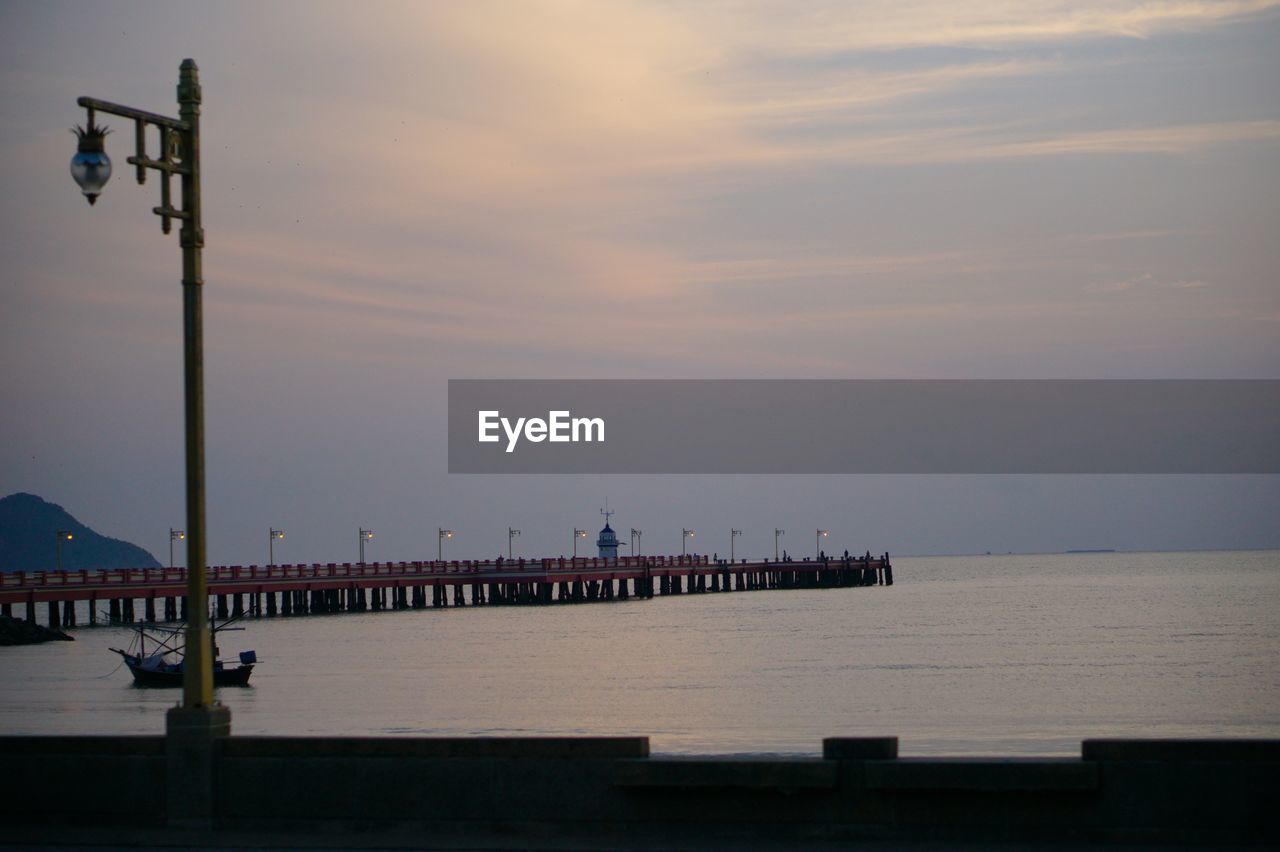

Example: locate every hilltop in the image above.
[0,492,161,573]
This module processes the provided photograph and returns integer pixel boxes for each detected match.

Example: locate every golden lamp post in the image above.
[70,60,217,718]
[169,528,185,569]
[54,530,73,571]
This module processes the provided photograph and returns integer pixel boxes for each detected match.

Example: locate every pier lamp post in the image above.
[269,528,285,566]
[508,528,521,559]
[438,528,453,561]
[358,528,374,564]
[169,528,185,569]
[573,528,588,558]
[71,61,217,714]
[730,529,742,564]
[775,528,785,562]
[631,528,641,557]
[682,528,695,557]
[816,529,829,559]
[54,530,73,571]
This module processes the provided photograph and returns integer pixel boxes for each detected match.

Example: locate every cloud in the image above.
[1088,272,1154,293]
[940,120,1280,160]
[682,1,1280,54]
[9,0,1276,380]
[1086,272,1212,294]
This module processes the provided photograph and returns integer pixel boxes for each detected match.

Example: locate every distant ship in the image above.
[1065,549,1116,553]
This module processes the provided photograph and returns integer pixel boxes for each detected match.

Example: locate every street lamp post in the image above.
[359,528,374,564]
[508,528,521,559]
[816,529,829,559]
[775,528,785,561]
[438,528,453,561]
[730,529,742,564]
[169,528,185,569]
[682,528,695,557]
[55,530,73,571]
[269,528,285,566]
[573,528,588,558]
[71,60,214,712]
[631,528,641,557]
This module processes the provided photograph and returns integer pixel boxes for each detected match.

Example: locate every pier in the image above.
[0,553,891,628]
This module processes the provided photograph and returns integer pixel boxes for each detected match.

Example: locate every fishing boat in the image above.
[109,618,257,687]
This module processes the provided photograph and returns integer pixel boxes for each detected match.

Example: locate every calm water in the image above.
[2,550,1277,756]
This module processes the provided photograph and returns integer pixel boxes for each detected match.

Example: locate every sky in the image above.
[2,1,1278,567]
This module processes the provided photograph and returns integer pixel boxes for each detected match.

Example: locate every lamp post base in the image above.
[165,703,230,828]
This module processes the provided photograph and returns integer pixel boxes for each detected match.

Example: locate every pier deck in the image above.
[0,553,892,628]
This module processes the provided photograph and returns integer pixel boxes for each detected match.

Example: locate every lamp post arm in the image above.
[77,86,196,234]
[77,96,186,130]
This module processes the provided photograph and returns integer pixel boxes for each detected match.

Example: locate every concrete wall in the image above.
[2,735,1276,845]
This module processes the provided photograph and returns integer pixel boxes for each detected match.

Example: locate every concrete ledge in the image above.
[222,735,650,759]
[614,757,838,789]
[1082,738,1280,762]
[823,737,898,760]
[5,736,1275,845]
[0,735,165,756]
[865,758,1099,791]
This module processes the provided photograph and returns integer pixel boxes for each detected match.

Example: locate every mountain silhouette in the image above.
[0,492,161,573]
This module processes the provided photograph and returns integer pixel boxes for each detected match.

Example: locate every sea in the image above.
[1,550,1277,756]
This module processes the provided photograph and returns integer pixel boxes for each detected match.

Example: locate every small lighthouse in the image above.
[597,502,619,559]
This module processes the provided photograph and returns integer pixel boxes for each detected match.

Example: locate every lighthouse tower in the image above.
[597,503,619,559]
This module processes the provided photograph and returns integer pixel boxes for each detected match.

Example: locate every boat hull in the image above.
[126,661,253,687]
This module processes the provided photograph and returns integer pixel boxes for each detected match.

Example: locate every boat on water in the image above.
[109,618,257,687]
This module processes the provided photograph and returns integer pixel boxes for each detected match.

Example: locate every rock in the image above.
[0,614,74,646]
